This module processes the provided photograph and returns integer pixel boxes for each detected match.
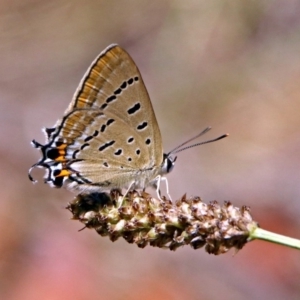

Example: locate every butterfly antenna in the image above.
[167,127,212,155]
[172,133,228,155]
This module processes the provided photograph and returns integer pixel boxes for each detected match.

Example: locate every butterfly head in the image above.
[160,154,177,175]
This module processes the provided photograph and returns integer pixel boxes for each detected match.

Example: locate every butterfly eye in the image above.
[167,156,176,173]
[160,155,176,175]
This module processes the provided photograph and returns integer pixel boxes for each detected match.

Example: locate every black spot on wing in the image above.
[137,122,148,131]
[107,119,115,126]
[72,149,79,159]
[47,148,60,160]
[84,136,93,142]
[121,81,127,89]
[106,95,116,103]
[100,119,115,133]
[99,140,115,152]
[55,141,64,147]
[127,103,141,115]
[101,103,108,110]
[114,149,122,156]
[53,176,64,187]
[53,169,60,176]
[114,88,122,95]
[80,143,89,150]
[127,137,134,143]
[101,124,106,132]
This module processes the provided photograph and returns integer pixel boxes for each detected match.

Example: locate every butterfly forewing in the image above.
[67,44,163,167]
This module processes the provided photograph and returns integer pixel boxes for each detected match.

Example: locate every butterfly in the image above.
[28,44,227,199]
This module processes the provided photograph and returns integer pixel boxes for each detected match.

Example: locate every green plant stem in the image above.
[250,227,300,250]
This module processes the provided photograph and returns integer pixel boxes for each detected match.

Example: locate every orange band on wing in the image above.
[56,169,71,177]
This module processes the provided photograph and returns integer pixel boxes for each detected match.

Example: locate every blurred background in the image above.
[1,0,300,299]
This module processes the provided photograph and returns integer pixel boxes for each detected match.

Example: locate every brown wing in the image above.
[60,44,163,167]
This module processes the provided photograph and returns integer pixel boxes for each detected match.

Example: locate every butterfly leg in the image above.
[154,175,162,200]
[160,176,172,201]
[154,175,172,201]
[118,181,135,207]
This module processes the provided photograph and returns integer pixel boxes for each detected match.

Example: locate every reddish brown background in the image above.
[1,1,300,299]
